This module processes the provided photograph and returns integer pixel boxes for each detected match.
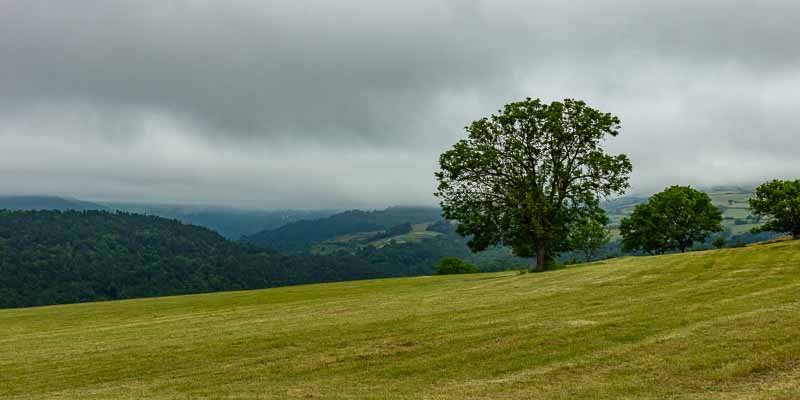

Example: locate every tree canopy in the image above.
[435,98,631,268]
[620,186,723,254]
[749,179,800,239]
[569,216,611,262]
[434,257,478,275]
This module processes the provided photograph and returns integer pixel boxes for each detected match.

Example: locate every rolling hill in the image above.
[0,195,107,211]
[103,202,337,239]
[2,239,799,399]
[0,196,336,239]
[242,206,444,251]
[240,206,531,270]
[0,210,467,308]
[238,189,771,271]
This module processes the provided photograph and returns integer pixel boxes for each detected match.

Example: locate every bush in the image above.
[434,257,478,275]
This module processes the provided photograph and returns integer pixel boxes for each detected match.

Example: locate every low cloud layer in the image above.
[2,0,799,208]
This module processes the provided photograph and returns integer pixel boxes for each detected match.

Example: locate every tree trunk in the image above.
[536,245,547,270]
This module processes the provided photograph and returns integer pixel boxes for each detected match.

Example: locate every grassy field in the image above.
[311,223,446,254]
[3,240,800,399]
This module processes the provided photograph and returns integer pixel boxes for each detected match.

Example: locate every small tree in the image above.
[749,179,800,239]
[435,257,478,275]
[620,186,723,254]
[435,98,632,269]
[712,236,726,249]
[569,216,611,262]
[618,202,669,255]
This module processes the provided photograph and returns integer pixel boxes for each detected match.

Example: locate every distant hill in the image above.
[0,196,337,239]
[0,195,107,211]
[0,209,510,309]
[241,190,773,271]
[242,206,444,251]
[242,206,531,272]
[103,202,336,239]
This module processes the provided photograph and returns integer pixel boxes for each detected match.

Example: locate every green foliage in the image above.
[569,216,611,262]
[435,98,631,267]
[434,257,478,275]
[749,179,800,238]
[620,186,723,254]
[712,236,727,249]
[0,210,473,309]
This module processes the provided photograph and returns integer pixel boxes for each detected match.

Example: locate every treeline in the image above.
[0,210,507,309]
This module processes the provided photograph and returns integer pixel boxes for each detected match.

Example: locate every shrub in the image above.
[435,257,478,275]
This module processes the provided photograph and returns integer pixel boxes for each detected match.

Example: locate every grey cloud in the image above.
[1,0,799,207]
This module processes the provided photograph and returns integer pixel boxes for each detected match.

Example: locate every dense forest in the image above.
[0,210,513,308]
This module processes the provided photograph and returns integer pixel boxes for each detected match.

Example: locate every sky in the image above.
[1,0,799,209]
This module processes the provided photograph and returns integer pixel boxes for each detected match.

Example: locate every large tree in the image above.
[749,179,800,239]
[620,186,723,254]
[435,98,632,268]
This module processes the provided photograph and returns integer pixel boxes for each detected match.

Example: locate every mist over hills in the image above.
[0,196,108,211]
[100,202,337,239]
[0,195,336,239]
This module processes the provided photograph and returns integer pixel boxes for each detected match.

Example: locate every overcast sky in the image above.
[1,0,799,209]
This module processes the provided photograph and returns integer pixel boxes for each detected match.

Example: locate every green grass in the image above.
[709,192,752,208]
[723,208,751,219]
[3,240,800,399]
[311,223,443,254]
[370,231,442,247]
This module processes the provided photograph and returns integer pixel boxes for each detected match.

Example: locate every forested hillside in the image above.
[0,210,513,309]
